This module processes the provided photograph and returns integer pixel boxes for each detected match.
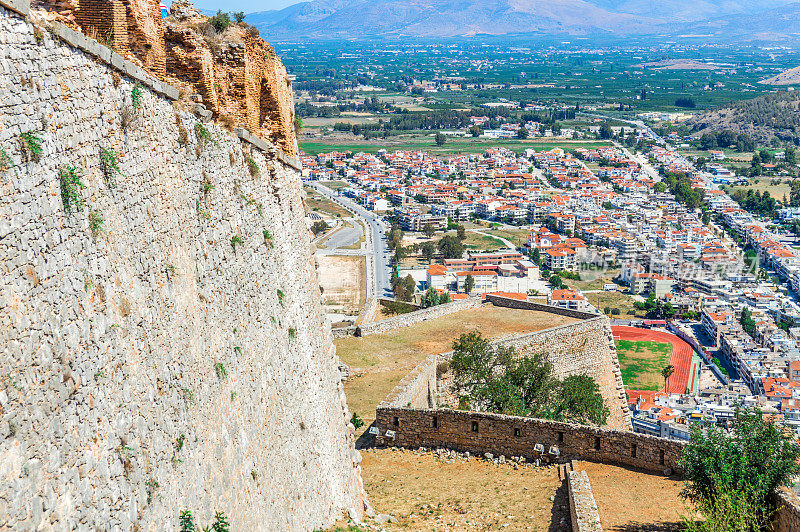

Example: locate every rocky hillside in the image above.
[0,1,367,529]
[687,92,800,144]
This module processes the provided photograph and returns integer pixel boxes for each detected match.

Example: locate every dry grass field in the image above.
[361,448,570,531]
[337,305,578,429]
[317,255,366,313]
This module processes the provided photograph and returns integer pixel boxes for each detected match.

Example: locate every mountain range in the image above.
[245,0,800,40]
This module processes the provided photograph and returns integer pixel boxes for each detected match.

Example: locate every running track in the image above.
[611,326,694,394]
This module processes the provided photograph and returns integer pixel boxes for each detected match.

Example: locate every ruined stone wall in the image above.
[356,298,483,336]
[485,294,599,320]
[31,0,298,158]
[374,407,685,474]
[0,6,364,529]
[568,471,603,532]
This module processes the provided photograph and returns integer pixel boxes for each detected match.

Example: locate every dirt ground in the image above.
[354,451,692,532]
[337,305,578,431]
[578,461,690,531]
[317,255,366,313]
[361,448,571,531]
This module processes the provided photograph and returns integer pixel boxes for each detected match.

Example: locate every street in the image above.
[308,181,393,298]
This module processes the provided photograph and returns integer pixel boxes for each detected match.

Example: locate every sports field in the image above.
[611,326,694,393]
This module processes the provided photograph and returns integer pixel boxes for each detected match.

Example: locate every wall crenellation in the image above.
[0,5,364,529]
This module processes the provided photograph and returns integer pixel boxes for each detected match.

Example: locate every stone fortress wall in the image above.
[0,2,366,529]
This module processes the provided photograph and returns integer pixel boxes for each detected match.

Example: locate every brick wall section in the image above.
[374,408,685,474]
[31,0,297,158]
[73,0,129,53]
[568,471,603,532]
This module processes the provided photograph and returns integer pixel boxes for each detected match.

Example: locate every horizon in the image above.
[164,0,305,13]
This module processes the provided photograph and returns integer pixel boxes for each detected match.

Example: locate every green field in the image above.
[300,137,612,156]
[614,340,673,391]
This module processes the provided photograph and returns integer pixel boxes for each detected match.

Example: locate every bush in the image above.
[209,11,232,33]
[59,165,86,214]
[680,408,800,530]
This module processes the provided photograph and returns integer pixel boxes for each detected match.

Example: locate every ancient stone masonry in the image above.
[30,0,298,158]
[0,5,364,529]
[568,471,603,532]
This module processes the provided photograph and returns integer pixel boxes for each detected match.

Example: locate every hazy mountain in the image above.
[679,2,800,42]
[245,0,799,40]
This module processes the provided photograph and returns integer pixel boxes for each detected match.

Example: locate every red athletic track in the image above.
[611,326,694,394]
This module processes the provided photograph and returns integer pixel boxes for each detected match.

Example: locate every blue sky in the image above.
[165,0,304,13]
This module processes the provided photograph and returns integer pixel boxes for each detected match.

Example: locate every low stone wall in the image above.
[774,491,800,532]
[486,294,599,320]
[568,471,603,532]
[356,298,482,336]
[374,407,685,474]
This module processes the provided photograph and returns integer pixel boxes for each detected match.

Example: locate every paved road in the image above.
[308,182,393,298]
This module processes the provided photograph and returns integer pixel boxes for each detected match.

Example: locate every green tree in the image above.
[450,332,607,424]
[661,365,675,389]
[464,273,475,294]
[681,408,800,531]
[423,223,436,238]
[435,132,446,146]
[740,307,756,337]
[552,375,610,426]
[456,224,466,241]
[517,127,529,139]
[179,511,196,532]
[599,122,614,140]
[232,11,245,23]
[421,287,441,308]
[310,220,328,235]
[531,248,541,265]
[653,182,667,193]
[421,241,436,262]
[438,234,464,259]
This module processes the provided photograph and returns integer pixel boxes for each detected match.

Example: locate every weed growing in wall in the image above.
[263,229,274,248]
[277,289,285,306]
[99,147,122,188]
[59,165,86,214]
[247,156,259,177]
[0,147,12,175]
[288,327,297,339]
[175,434,186,453]
[89,210,104,239]
[230,391,237,401]
[350,413,364,429]
[202,181,215,196]
[179,510,195,532]
[231,235,244,250]
[131,84,143,109]
[214,362,227,380]
[195,123,218,149]
[19,131,42,163]
[234,346,242,356]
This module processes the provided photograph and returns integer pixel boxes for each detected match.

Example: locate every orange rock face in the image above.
[33,0,297,158]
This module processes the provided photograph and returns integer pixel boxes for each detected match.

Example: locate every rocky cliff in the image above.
[0,1,366,529]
